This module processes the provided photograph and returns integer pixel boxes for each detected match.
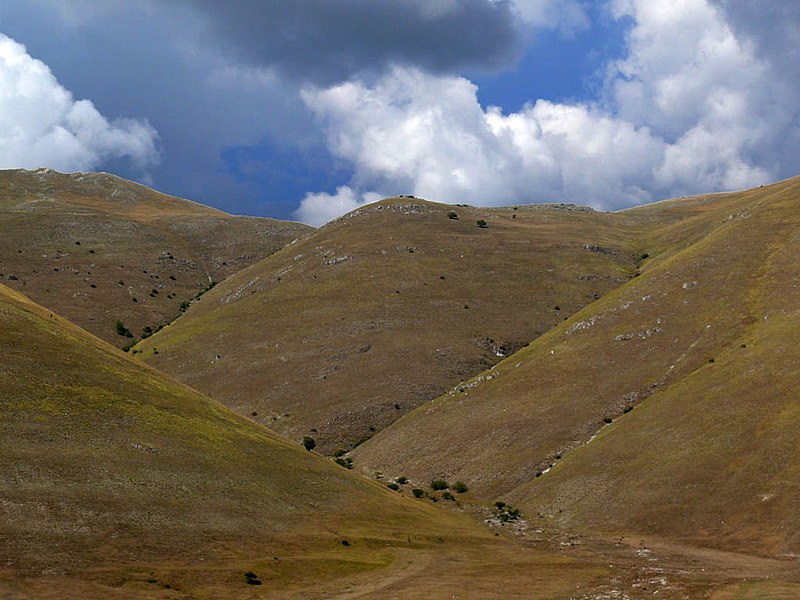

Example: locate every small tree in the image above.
[302,436,316,451]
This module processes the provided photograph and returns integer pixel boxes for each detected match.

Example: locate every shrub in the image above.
[431,479,449,491]
[442,491,454,500]
[244,571,262,585]
[115,320,132,337]
[447,211,459,219]
[387,483,400,491]
[476,219,488,228]
[452,481,468,493]
[395,476,408,485]
[603,417,613,424]
[494,501,506,510]
[412,488,425,498]
[334,457,353,469]
[302,436,316,451]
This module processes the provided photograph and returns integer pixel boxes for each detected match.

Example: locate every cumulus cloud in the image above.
[0,33,158,173]
[297,0,797,224]
[511,0,590,35]
[295,186,382,227]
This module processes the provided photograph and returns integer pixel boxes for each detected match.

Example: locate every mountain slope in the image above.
[138,197,648,452]
[353,177,800,557]
[0,168,311,345]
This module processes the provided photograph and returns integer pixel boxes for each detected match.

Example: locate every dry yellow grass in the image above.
[0,168,311,346]
[138,197,650,453]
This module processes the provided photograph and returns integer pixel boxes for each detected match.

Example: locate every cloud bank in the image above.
[297,0,798,224]
[0,34,158,174]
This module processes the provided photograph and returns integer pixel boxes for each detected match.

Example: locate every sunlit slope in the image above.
[0,168,311,345]
[354,176,800,533]
[512,179,800,556]
[0,283,506,595]
[139,197,645,452]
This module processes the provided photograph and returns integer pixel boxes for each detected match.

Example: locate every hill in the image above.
[352,176,800,561]
[137,196,650,453]
[0,282,619,598]
[0,168,311,345]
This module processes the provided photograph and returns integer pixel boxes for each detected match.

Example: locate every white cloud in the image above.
[295,186,382,227]
[0,33,158,173]
[297,0,792,225]
[511,0,590,35]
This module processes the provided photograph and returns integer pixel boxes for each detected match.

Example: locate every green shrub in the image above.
[302,436,316,451]
[447,211,459,219]
[395,476,408,484]
[387,483,400,491]
[476,219,488,228]
[452,481,468,493]
[412,488,425,498]
[115,320,132,337]
[431,479,449,491]
[334,457,353,469]
[442,491,454,500]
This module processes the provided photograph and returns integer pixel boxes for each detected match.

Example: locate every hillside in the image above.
[352,176,800,560]
[0,168,311,345]
[0,282,620,598]
[138,197,650,453]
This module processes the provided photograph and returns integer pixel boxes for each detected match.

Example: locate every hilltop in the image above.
[137,196,651,452]
[0,168,311,345]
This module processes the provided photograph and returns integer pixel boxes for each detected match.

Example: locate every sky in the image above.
[0,1,798,226]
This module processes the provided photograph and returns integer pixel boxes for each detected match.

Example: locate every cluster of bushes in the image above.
[179,280,217,313]
[493,501,521,522]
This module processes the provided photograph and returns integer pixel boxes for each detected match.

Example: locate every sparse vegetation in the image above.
[431,479,449,491]
[493,502,521,522]
[452,481,468,493]
[334,456,353,469]
[115,320,133,338]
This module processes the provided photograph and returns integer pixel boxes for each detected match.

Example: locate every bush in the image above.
[412,488,425,498]
[447,211,459,219]
[115,320,132,337]
[334,457,353,469]
[431,479,449,491]
[452,481,468,493]
[476,219,488,228]
[387,483,400,491]
[302,436,316,451]
[395,476,408,484]
[442,491,455,500]
[244,571,262,585]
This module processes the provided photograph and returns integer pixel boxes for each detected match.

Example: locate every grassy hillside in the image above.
[138,197,648,452]
[0,283,615,598]
[353,177,800,558]
[0,168,311,345]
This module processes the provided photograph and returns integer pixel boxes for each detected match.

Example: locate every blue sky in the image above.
[0,1,798,225]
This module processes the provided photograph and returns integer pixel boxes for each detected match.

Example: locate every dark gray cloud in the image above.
[178,0,522,83]
[711,0,800,76]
